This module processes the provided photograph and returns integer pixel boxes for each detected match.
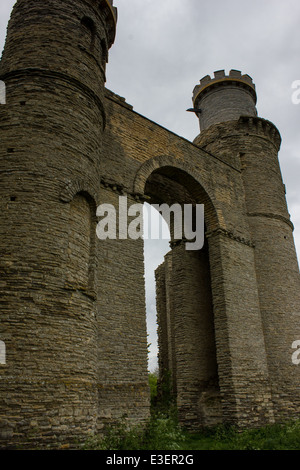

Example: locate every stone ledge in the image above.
[206,227,255,248]
[247,211,294,230]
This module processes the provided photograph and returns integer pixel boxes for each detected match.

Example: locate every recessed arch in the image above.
[59,178,100,206]
[64,190,98,299]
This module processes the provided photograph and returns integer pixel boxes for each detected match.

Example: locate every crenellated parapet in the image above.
[238,115,281,151]
[193,69,257,105]
[194,115,282,154]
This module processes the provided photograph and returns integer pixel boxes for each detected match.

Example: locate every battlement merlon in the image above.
[98,0,118,48]
[193,69,257,107]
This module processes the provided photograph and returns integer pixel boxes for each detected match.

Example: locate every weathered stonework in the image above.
[0,1,299,449]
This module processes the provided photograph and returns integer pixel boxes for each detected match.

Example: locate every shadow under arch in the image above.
[135,157,223,430]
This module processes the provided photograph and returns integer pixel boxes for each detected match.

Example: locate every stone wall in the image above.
[96,188,150,429]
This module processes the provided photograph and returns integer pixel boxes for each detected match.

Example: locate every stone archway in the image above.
[134,155,275,429]
[135,157,223,429]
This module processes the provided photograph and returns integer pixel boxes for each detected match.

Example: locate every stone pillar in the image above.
[207,230,274,427]
[0,0,117,448]
[156,242,223,430]
[96,189,150,430]
[237,118,300,421]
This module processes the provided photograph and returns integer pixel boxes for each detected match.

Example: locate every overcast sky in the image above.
[1,1,300,371]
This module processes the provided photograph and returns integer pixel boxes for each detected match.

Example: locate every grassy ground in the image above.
[82,409,300,451]
[181,420,300,450]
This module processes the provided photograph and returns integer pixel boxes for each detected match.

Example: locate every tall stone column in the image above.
[0,0,117,448]
[156,241,222,430]
[193,69,300,423]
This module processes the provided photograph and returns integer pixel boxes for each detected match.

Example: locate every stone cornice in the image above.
[238,116,281,151]
[247,212,294,230]
[206,227,255,248]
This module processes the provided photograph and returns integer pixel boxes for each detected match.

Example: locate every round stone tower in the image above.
[192,69,257,131]
[192,70,300,423]
[0,0,117,448]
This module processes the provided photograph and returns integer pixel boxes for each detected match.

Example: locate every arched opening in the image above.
[142,164,222,429]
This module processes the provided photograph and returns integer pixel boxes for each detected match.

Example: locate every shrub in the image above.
[82,417,145,450]
[143,408,185,450]
[82,409,185,450]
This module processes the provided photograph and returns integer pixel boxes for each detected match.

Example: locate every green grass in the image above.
[181,420,300,450]
[82,412,300,451]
